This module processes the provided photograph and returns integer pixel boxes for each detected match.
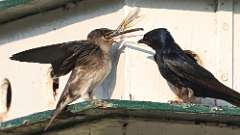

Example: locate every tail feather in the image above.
[218,85,240,107]
[10,44,66,63]
[44,95,77,131]
[44,100,69,131]
[225,97,240,107]
[208,80,240,107]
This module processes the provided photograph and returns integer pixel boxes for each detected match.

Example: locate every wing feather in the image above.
[163,50,214,81]
[10,40,99,77]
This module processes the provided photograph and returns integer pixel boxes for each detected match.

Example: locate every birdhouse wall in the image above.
[0,0,239,121]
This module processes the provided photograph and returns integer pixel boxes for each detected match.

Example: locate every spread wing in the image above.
[10,40,99,77]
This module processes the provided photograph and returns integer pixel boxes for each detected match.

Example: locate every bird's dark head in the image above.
[138,28,175,50]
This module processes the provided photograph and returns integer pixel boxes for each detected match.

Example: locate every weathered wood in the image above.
[1,99,240,135]
[0,0,85,24]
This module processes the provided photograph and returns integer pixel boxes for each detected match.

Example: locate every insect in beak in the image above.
[105,8,144,39]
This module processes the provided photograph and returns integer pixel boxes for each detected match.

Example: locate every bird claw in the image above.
[167,100,184,104]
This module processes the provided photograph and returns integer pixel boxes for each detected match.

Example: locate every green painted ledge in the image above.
[1,99,240,134]
[0,0,83,24]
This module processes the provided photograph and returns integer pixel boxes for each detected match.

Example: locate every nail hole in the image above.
[0,78,12,113]
[122,123,128,128]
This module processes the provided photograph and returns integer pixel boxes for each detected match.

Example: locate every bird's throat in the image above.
[99,43,112,54]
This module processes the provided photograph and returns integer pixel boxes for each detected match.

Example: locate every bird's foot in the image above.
[168,100,184,104]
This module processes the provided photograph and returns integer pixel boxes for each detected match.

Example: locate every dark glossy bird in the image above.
[138,28,240,106]
[167,50,202,103]
[10,10,143,131]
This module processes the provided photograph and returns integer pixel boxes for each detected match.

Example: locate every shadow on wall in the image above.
[94,43,124,99]
[0,0,124,45]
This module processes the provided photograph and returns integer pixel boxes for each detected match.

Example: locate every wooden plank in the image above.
[0,0,33,10]
[1,99,240,134]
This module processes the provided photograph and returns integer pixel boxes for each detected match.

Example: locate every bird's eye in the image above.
[104,35,111,39]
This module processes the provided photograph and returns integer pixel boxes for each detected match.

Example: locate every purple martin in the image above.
[167,50,202,103]
[138,28,240,106]
[10,11,143,131]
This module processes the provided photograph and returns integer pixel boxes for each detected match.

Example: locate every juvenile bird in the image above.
[138,28,240,106]
[10,10,143,131]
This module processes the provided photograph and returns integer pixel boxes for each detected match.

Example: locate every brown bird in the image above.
[10,10,143,131]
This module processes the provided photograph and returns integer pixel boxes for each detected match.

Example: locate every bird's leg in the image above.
[168,99,184,104]
[188,89,194,99]
[180,88,196,103]
[88,90,93,100]
[81,88,94,100]
[168,87,195,104]
[184,88,195,103]
[167,83,185,104]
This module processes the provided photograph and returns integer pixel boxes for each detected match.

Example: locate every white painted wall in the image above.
[0,0,239,121]
[58,118,240,135]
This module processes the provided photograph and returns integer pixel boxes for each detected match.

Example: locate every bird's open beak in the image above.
[106,28,143,39]
[105,8,143,39]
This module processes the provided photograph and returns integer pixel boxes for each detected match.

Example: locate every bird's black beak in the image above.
[105,28,143,39]
[138,39,146,44]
